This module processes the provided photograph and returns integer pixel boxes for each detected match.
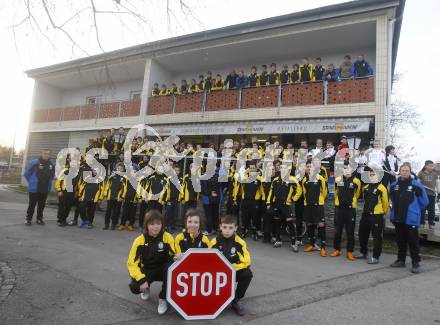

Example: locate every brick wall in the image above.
[120,100,140,117]
[242,86,278,109]
[33,109,48,123]
[175,93,203,113]
[99,102,119,118]
[282,83,324,106]
[80,104,98,120]
[327,78,374,104]
[63,106,80,121]
[147,96,173,115]
[206,90,239,111]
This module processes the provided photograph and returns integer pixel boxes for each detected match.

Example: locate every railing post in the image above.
[118,101,122,117]
[238,89,242,110]
[277,84,282,114]
[172,95,176,114]
[323,81,328,105]
[202,91,207,116]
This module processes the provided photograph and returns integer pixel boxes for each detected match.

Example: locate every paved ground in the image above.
[0,185,439,325]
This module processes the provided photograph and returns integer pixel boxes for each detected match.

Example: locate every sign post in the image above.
[167,248,236,320]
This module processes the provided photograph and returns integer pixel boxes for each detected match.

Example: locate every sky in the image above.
[0,0,438,165]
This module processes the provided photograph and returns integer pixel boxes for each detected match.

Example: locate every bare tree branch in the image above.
[40,0,90,55]
[7,0,200,59]
[90,0,104,52]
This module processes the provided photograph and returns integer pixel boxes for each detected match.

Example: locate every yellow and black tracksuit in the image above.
[358,182,389,259]
[280,69,290,84]
[164,174,182,230]
[299,64,314,82]
[260,172,274,242]
[248,73,259,87]
[151,87,160,97]
[209,234,253,302]
[121,176,139,227]
[142,172,168,214]
[159,88,169,96]
[226,170,240,221]
[302,174,327,247]
[78,174,104,224]
[235,173,265,237]
[127,231,175,299]
[103,173,127,229]
[290,70,300,83]
[198,80,205,92]
[259,71,269,86]
[137,177,149,228]
[174,230,209,253]
[333,175,361,252]
[211,79,224,91]
[55,166,76,225]
[70,159,86,225]
[181,173,200,215]
[169,87,179,95]
[268,71,280,86]
[204,76,213,91]
[314,65,325,81]
[266,175,302,244]
[189,84,199,93]
[145,173,167,212]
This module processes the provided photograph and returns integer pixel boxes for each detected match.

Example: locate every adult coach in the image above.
[23,148,55,225]
[389,163,428,273]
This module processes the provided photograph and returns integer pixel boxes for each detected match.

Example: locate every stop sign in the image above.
[167,248,236,320]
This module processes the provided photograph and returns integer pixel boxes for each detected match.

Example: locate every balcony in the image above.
[146,77,374,115]
[33,100,141,123]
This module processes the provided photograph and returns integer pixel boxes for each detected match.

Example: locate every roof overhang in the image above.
[25,0,403,79]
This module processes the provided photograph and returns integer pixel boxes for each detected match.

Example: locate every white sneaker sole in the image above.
[140,292,150,301]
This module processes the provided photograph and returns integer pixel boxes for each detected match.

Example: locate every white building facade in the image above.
[23,0,405,170]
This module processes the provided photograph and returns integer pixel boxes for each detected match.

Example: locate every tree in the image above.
[388,73,423,159]
[4,0,201,58]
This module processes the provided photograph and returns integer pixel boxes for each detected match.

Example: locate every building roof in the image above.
[25,0,404,78]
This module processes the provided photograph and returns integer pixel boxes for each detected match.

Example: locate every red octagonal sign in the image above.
[167,248,236,320]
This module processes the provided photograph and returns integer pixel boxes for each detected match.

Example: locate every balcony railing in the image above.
[33,100,141,123]
[33,78,374,123]
[147,77,374,115]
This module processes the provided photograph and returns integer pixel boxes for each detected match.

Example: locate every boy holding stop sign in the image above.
[209,214,253,316]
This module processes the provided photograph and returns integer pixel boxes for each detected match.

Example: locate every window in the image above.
[86,96,101,105]
[130,90,142,101]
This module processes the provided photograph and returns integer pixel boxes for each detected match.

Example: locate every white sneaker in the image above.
[273,241,282,248]
[158,299,168,315]
[140,288,150,301]
[291,243,299,253]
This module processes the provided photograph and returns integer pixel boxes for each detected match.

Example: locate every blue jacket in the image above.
[324,69,340,81]
[389,177,429,226]
[351,60,373,78]
[24,158,55,193]
[235,75,248,89]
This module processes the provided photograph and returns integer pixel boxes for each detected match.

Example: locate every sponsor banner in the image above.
[154,119,371,136]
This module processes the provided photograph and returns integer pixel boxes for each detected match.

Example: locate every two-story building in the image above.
[23,0,405,171]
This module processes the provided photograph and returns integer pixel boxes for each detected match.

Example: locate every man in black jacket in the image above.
[23,149,55,225]
[225,70,238,89]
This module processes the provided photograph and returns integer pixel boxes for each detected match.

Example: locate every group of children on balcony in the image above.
[151,54,374,97]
